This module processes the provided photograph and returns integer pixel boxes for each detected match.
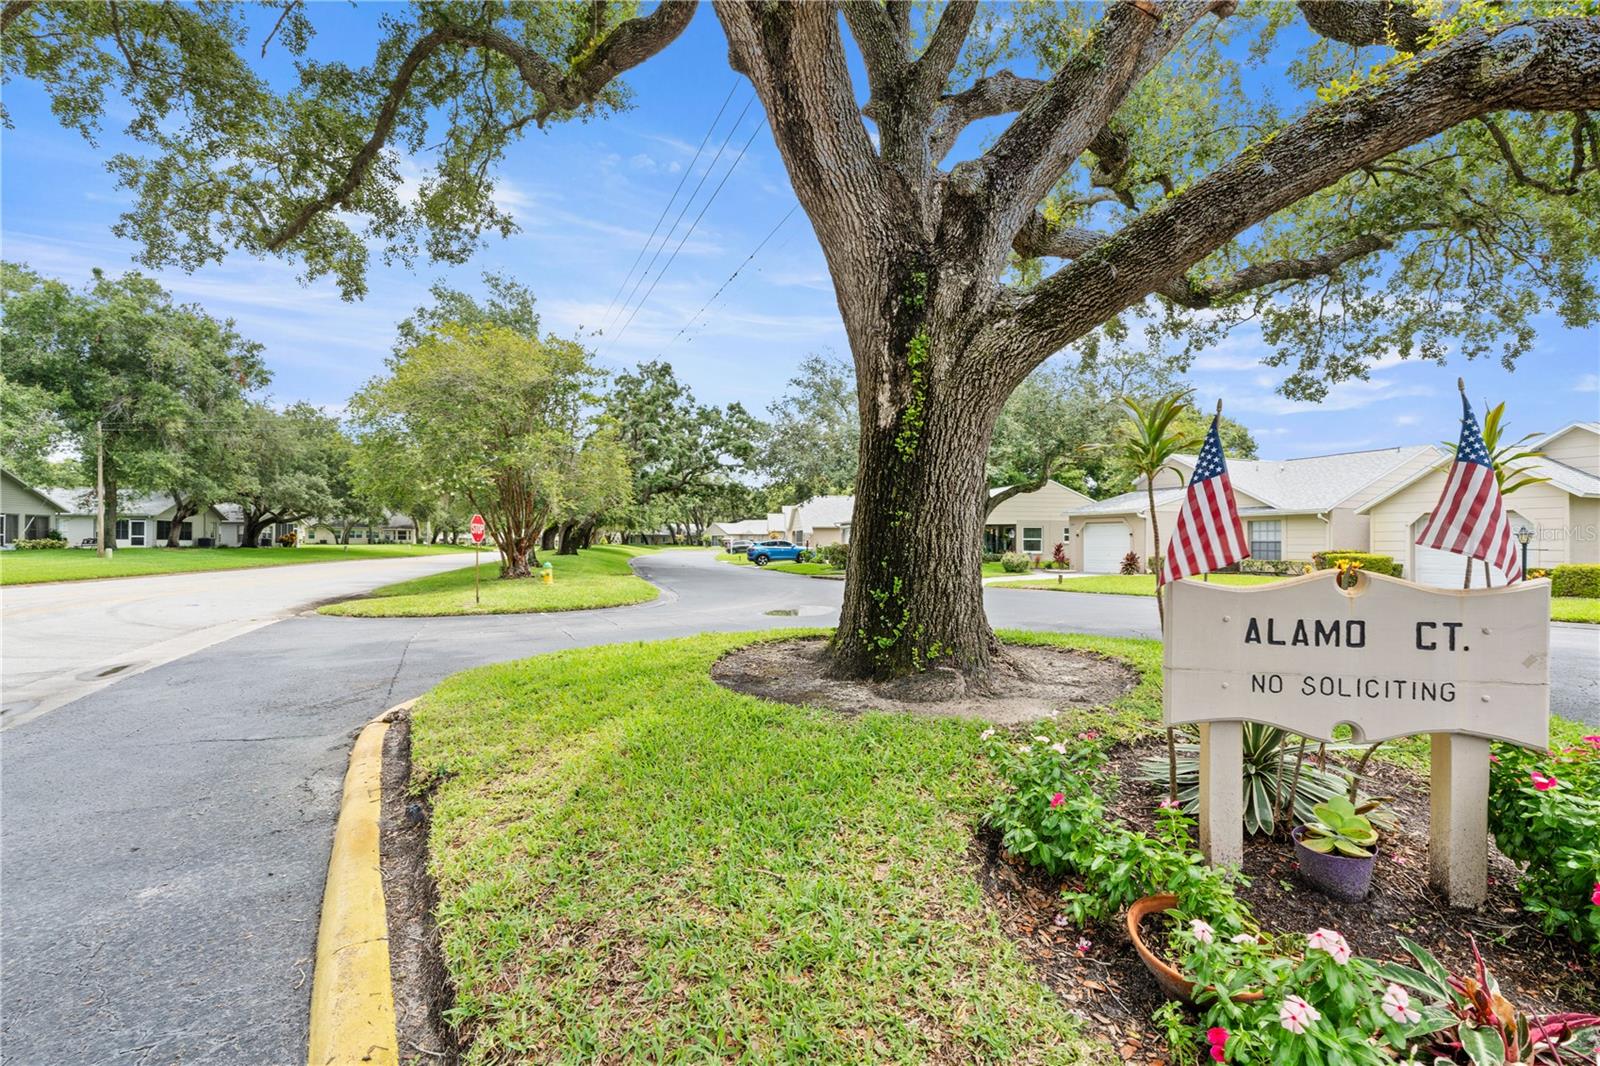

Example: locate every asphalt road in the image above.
[1,551,1594,1065]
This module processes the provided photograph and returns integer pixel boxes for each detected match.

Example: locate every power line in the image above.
[662,204,799,350]
[611,121,764,347]
[596,80,741,331]
[606,93,757,344]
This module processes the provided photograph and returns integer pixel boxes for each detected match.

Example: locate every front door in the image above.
[128,520,147,546]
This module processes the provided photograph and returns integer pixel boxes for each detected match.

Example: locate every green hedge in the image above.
[1312,550,1402,579]
[1238,557,1312,576]
[1552,563,1600,598]
[13,536,68,550]
[1000,551,1032,574]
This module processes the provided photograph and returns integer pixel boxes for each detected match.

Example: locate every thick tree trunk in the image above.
[830,382,1001,681]
[242,511,270,547]
[540,524,558,552]
[501,534,538,578]
[166,497,197,547]
[102,473,118,550]
[556,519,580,555]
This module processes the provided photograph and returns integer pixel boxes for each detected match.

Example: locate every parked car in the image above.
[747,539,805,565]
[728,540,753,553]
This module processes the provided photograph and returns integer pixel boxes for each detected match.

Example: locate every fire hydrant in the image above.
[541,561,554,585]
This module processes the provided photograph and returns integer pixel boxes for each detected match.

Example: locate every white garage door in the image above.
[1410,514,1509,588]
[1083,522,1130,573]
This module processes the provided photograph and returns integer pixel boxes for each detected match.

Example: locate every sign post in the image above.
[469,513,487,605]
[1162,568,1549,907]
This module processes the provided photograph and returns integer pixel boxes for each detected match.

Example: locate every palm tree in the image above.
[1443,394,1548,588]
[1115,389,1203,800]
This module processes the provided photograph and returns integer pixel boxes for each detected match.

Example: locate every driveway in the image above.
[1,551,1594,1065]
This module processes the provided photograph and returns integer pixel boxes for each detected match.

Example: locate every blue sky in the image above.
[2,4,1596,460]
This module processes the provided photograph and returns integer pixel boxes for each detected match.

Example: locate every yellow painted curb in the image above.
[308,701,413,1066]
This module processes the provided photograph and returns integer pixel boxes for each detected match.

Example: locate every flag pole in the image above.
[1458,378,1474,591]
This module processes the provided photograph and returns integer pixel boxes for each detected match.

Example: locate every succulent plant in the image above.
[1299,795,1380,858]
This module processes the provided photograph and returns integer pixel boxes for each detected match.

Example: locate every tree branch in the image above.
[1,1,35,35]
[841,2,905,91]
[1297,0,1431,52]
[1162,234,1392,308]
[911,1,977,107]
[263,2,693,253]
[1479,114,1588,195]
[992,15,1600,382]
[928,70,1046,162]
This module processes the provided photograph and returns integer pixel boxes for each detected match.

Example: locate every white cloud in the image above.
[1576,374,1599,393]
[1207,377,1434,417]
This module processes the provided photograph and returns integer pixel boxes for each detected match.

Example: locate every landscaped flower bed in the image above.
[978,731,1600,1064]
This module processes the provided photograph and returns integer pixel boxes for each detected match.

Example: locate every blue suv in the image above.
[747,539,805,565]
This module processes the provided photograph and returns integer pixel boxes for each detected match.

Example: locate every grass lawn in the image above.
[0,542,475,586]
[317,545,657,617]
[714,551,751,565]
[409,629,1169,1063]
[1552,597,1600,624]
[1007,573,1284,595]
[765,560,845,577]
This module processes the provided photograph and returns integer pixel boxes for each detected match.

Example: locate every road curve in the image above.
[1,550,1593,1065]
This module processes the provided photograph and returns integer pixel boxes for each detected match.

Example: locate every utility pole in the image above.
[95,420,110,559]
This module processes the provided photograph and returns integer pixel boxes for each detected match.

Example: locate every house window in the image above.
[1248,520,1282,561]
[155,520,194,542]
[0,514,8,545]
[24,515,51,539]
[984,525,1016,554]
[1023,527,1043,553]
[1062,527,1071,543]
[115,519,128,540]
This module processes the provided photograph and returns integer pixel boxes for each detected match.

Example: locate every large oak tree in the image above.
[6,0,1596,679]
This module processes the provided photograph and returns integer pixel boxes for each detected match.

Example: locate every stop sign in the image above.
[469,514,487,545]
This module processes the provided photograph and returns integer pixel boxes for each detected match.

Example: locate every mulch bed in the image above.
[976,738,1599,1066]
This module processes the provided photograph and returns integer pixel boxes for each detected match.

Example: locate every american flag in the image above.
[1159,415,1249,585]
[1414,393,1522,583]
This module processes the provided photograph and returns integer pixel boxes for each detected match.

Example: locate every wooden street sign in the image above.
[1162,567,1550,907]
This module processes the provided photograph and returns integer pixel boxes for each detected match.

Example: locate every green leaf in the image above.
[1459,1025,1506,1066]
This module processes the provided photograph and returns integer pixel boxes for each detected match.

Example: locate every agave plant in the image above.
[1376,935,1600,1064]
[1299,796,1379,857]
[1138,724,1388,837]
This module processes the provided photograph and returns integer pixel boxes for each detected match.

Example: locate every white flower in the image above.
[1033,735,1051,743]
[1190,919,1215,944]
[980,728,995,741]
[1230,933,1257,945]
[1306,927,1351,965]
[1018,745,1031,754]
[1279,995,1321,1035]
[1049,742,1067,754]
[1381,984,1420,1025]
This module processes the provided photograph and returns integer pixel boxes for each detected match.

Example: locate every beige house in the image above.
[47,487,231,548]
[707,519,768,546]
[783,495,854,546]
[1067,445,1441,574]
[984,478,1094,557]
[1360,421,1599,586]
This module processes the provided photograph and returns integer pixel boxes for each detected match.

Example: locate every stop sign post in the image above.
[469,513,487,604]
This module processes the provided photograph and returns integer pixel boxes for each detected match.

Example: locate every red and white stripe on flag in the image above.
[1415,392,1522,584]
[1414,458,1523,583]
[1160,471,1250,584]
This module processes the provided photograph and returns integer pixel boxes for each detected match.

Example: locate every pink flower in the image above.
[1381,983,1420,1025]
[1206,1027,1229,1062]
[1053,913,1071,927]
[1077,730,1099,741]
[1279,995,1321,1035]
[1050,742,1068,754]
[1075,937,1092,955]
[1582,735,1600,750]
[1190,919,1215,944]
[1306,928,1351,965]
[1591,881,1600,907]
[1209,1046,1226,1063]
[1489,754,1501,764]
[1049,792,1065,808]
[1158,797,1179,810]
[1531,771,1559,791]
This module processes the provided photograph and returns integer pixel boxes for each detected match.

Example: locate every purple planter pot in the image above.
[1292,825,1375,902]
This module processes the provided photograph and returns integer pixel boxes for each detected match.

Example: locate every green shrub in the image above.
[1487,739,1600,952]
[1312,550,1400,577]
[1552,563,1600,598]
[1000,551,1031,573]
[815,543,849,570]
[981,551,1003,564]
[14,535,68,550]
[1238,557,1312,576]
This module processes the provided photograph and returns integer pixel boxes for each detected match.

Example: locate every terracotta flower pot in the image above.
[1125,894,1264,1004]
[1292,825,1375,902]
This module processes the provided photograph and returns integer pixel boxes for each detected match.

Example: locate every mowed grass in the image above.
[765,561,844,577]
[0,542,474,585]
[714,551,752,565]
[318,545,657,617]
[1006,573,1284,595]
[1551,597,1600,624]
[409,630,1167,1064]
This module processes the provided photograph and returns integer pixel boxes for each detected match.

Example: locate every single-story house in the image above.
[47,488,231,548]
[985,479,1093,556]
[301,513,420,545]
[765,512,789,539]
[784,495,855,547]
[707,518,769,547]
[1361,421,1599,586]
[1067,445,1442,576]
[0,469,69,547]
